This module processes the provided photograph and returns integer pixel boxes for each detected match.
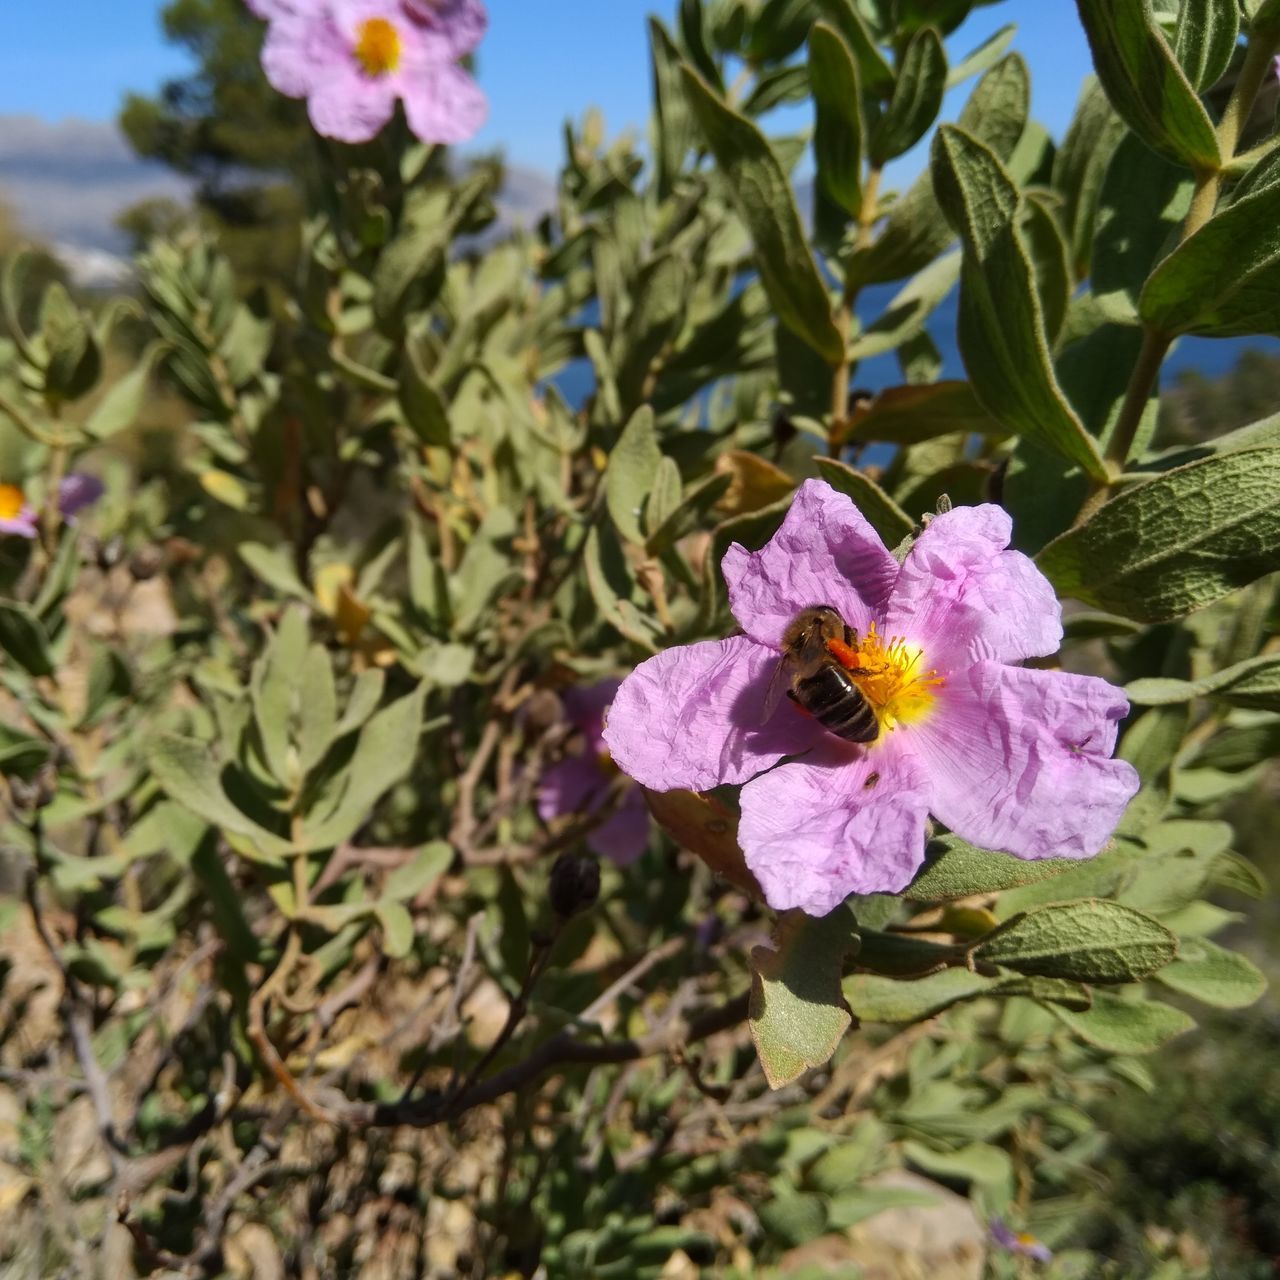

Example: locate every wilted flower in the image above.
[251,0,487,145]
[990,1217,1053,1262]
[602,480,1139,917]
[538,680,650,866]
[0,474,103,539]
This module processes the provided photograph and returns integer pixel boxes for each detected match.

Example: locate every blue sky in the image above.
[1,2,1094,175]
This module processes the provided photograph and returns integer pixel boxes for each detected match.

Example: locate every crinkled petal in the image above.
[912,661,1138,860]
[261,12,346,98]
[883,504,1061,671]
[537,756,603,824]
[401,59,488,143]
[245,0,303,18]
[404,0,487,59]
[739,738,930,915]
[602,635,822,792]
[308,65,398,142]
[588,788,650,866]
[722,478,899,650]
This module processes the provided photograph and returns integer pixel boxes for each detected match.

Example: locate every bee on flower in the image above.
[602,480,1139,917]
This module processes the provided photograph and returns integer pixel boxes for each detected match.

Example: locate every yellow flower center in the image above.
[846,622,943,734]
[355,18,402,77]
[0,484,25,520]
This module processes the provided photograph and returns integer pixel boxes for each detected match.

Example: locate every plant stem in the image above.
[1085,31,1280,502]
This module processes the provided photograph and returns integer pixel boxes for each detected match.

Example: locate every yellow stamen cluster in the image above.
[0,484,26,520]
[848,622,943,733]
[355,17,402,77]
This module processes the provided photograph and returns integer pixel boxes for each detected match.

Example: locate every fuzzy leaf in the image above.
[809,22,864,216]
[606,406,662,545]
[1037,449,1280,622]
[750,907,857,1088]
[906,836,1078,902]
[814,458,913,545]
[1155,937,1267,1008]
[870,27,946,164]
[1048,990,1195,1053]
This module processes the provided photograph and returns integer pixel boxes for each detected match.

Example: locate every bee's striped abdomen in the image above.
[794,666,880,743]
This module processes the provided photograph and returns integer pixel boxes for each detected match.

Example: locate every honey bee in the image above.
[764,605,880,744]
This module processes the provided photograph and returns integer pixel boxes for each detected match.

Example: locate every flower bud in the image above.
[548,852,600,918]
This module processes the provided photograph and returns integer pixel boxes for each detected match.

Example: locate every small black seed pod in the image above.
[548,852,600,918]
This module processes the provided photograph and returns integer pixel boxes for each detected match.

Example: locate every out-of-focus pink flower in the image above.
[990,1218,1053,1262]
[538,680,650,867]
[250,0,487,145]
[0,484,37,539]
[602,480,1138,917]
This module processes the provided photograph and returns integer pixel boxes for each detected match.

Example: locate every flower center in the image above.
[840,622,942,734]
[0,484,25,520]
[355,18,402,77]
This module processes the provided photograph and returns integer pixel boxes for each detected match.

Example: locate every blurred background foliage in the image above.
[0,0,1279,1277]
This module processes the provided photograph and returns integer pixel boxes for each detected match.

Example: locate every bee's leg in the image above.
[843,623,856,648]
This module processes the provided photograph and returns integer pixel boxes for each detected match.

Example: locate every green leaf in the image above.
[376,900,415,959]
[0,601,54,677]
[809,22,864,217]
[239,543,313,602]
[758,1194,828,1247]
[749,906,857,1088]
[251,605,308,787]
[302,683,427,850]
[680,64,843,363]
[40,282,100,399]
[643,471,732,555]
[813,458,913,546]
[1037,449,1280,622]
[453,509,520,633]
[334,669,386,739]
[583,523,661,650]
[905,835,1077,902]
[84,341,166,439]
[613,254,688,409]
[297,644,337,776]
[383,841,453,902]
[650,18,696,199]
[0,725,50,776]
[870,27,946,164]
[1141,149,1280,337]
[846,967,996,1022]
[974,900,1178,983]
[1075,0,1221,170]
[850,54,1029,287]
[900,1140,1014,1189]
[1126,653,1280,711]
[398,342,451,446]
[946,22,1016,88]
[847,380,1008,445]
[1052,77,1128,280]
[1047,990,1195,1053]
[1172,0,1239,91]
[605,406,662,545]
[148,736,290,864]
[1155,937,1267,1008]
[931,126,1108,479]
[815,0,894,95]
[846,251,961,361]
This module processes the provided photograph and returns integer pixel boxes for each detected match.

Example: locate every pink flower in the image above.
[252,0,487,145]
[538,680,650,866]
[990,1218,1053,1262]
[602,480,1139,917]
[0,474,103,539]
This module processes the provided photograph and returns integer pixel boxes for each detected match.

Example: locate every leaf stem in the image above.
[1085,31,1280,504]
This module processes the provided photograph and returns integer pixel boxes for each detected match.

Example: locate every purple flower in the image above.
[58,473,105,520]
[990,1218,1053,1262]
[602,480,1139,917]
[0,484,37,539]
[252,0,487,145]
[538,680,650,867]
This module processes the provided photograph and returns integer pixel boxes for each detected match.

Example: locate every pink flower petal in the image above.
[404,0,488,59]
[601,635,822,792]
[910,661,1139,860]
[307,64,399,142]
[401,59,488,143]
[722,479,899,650]
[739,739,930,915]
[537,756,602,825]
[0,506,38,539]
[562,678,620,753]
[882,504,1061,672]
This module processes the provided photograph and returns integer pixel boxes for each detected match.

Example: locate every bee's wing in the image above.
[761,653,791,722]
